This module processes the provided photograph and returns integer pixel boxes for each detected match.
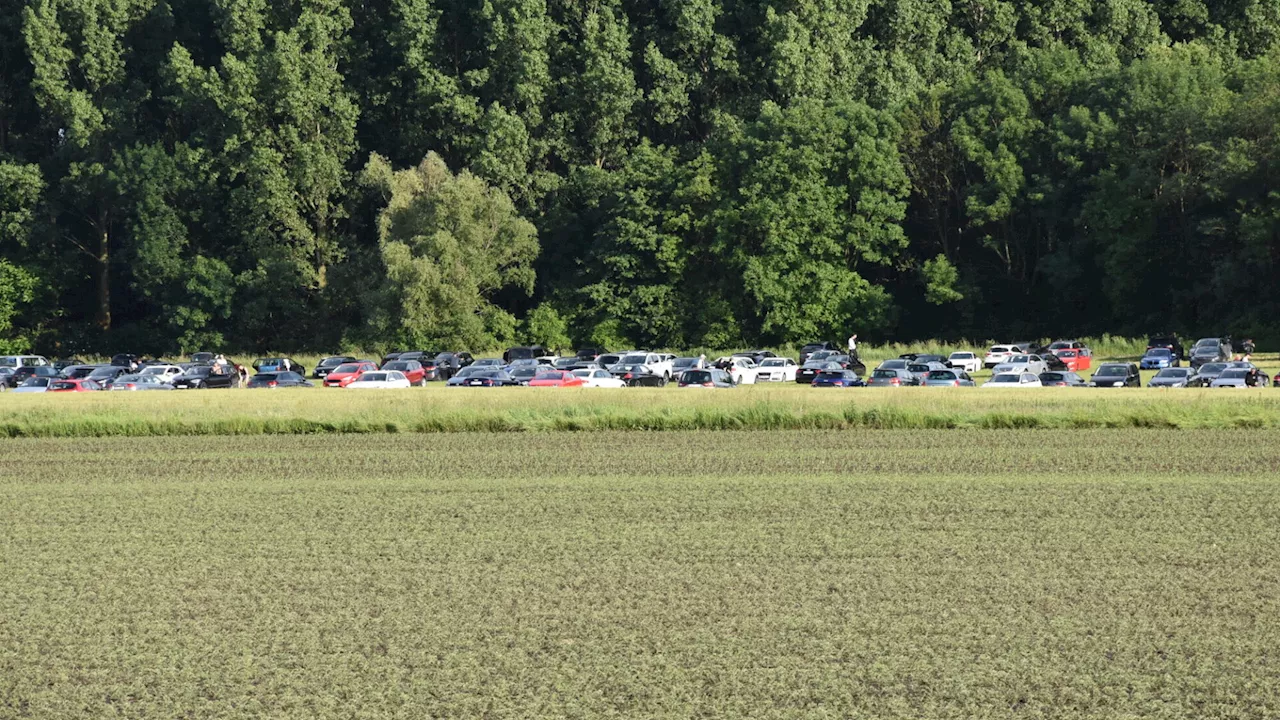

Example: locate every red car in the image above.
[527,370,586,388]
[382,360,427,386]
[1056,348,1092,372]
[48,378,103,392]
[324,361,378,387]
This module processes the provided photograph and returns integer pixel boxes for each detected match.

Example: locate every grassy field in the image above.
[3,384,1280,436]
[2,430,1279,718]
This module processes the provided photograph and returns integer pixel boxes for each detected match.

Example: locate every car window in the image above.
[927,371,956,380]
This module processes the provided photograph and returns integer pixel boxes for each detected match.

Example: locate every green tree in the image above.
[361,152,539,349]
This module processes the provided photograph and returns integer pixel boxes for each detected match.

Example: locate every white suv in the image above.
[616,352,674,381]
[947,352,982,374]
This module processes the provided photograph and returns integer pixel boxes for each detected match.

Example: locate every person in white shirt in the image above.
[847,334,858,353]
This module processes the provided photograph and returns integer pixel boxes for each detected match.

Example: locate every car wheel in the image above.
[193,381,203,389]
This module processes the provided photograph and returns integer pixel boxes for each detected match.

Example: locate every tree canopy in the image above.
[3,0,1280,353]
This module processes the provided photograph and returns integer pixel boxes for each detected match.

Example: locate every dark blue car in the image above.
[811,369,865,388]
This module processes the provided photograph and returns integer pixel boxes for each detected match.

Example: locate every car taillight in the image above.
[623,373,633,379]
[890,378,900,385]
[125,383,135,390]
[954,380,960,387]
[268,381,277,388]
[703,382,714,387]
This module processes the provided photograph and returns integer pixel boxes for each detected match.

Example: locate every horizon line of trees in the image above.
[3,0,1280,356]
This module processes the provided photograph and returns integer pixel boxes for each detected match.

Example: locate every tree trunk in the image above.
[95,212,110,331]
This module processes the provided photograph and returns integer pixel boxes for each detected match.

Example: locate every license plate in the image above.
[469,380,483,385]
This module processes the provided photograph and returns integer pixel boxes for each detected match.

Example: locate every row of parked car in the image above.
[0,335,1272,393]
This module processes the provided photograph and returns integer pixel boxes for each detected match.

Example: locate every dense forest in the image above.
[2,0,1280,355]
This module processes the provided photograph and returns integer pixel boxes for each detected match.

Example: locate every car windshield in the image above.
[989,347,1010,354]
[50,381,78,390]
[908,364,930,373]
[928,371,957,380]
[1199,363,1227,374]
[621,354,648,364]
[1010,355,1030,363]
[1220,369,1250,379]
[510,367,538,378]
[1096,366,1127,377]
[683,371,713,383]
[89,367,120,378]
[333,364,362,374]
[811,351,837,361]
[320,357,348,367]
[879,360,907,370]
[991,374,1019,383]
[872,369,897,379]
[1048,342,1069,350]
[761,359,787,367]
[1041,373,1065,381]
[1145,349,1172,357]
[384,362,410,371]
[1194,339,1220,348]
[1155,369,1189,378]
[950,353,973,359]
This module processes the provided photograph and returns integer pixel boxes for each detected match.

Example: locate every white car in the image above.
[983,372,1043,388]
[572,368,626,388]
[0,355,49,368]
[983,345,1018,369]
[947,352,982,374]
[992,354,1049,376]
[719,357,759,385]
[140,364,186,384]
[615,352,674,381]
[754,357,798,382]
[346,370,411,389]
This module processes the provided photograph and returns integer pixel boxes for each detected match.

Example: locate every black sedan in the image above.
[173,365,240,389]
[247,371,313,388]
[5,365,61,388]
[313,356,357,379]
[447,369,519,387]
[1090,363,1141,388]
[611,364,667,387]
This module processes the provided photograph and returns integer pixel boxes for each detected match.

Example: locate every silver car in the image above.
[867,368,918,387]
[923,369,976,387]
[1210,368,1269,388]
[908,361,950,383]
[1148,368,1198,388]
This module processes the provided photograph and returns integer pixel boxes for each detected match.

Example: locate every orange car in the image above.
[527,370,586,388]
[48,378,103,392]
[323,361,379,387]
[1056,349,1091,372]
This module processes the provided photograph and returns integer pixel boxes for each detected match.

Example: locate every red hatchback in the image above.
[324,361,378,387]
[527,370,586,388]
[48,378,103,392]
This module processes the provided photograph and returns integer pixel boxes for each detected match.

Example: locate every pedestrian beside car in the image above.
[848,334,858,354]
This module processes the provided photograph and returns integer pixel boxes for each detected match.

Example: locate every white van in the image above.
[0,355,49,368]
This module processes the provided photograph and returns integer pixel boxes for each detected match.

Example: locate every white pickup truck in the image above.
[615,352,675,381]
[982,345,1030,369]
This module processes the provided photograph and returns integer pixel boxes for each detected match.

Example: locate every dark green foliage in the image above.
[4,1,1280,353]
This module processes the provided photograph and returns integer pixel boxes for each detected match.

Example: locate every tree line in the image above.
[2,0,1279,355]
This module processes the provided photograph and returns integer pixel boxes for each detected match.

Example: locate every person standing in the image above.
[847,334,858,354]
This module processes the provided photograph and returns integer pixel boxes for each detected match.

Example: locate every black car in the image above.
[190,352,216,364]
[86,365,129,384]
[1147,335,1184,361]
[381,350,406,366]
[1090,363,1141,388]
[1189,337,1232,368]
[503,345,547,363]
[53,358,86,371]
[575,347,608,361]
[796,356,841,384]
[313,356,357,378]
[172,365,240,389]
[110,353,141,372]
[1039,371,1087,387]
[1041,353,1069,372]
[678,369,736,388]
[432,351,474,381]
[247,371,313,388]
[611,364,667,387]
[733,350,777,366]
[5,365,61,388]
[799,342,836,364]
[448,369,519,387]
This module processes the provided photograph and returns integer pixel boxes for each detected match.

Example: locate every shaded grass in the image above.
[2,431,1279,718]
[3,385,1280,437]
